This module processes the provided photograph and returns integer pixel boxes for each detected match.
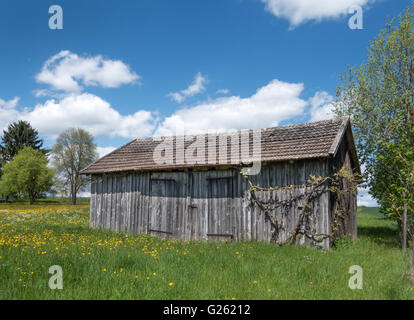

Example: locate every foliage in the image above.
[372,139,414,218]
[0,205,412,299]
[333,3,414,238]
[333,235,354,251]
[51,128,98,205]
[0,120,46,164]
[0,147,54,204]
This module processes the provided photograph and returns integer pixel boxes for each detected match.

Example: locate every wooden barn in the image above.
[81,117,360,249]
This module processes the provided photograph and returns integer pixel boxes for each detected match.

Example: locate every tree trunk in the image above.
[403,202,408,250]
[71,192,77,205]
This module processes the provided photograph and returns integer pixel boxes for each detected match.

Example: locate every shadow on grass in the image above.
[358,225,399,248]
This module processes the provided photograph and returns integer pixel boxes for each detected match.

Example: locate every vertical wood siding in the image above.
[89,157,355,249]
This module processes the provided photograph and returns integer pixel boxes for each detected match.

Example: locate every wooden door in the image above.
[149,178,178,238]
[207,177,234,241]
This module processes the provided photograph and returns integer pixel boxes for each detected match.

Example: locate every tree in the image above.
[334,3,414,246]
[371,139,414,248]
[52,128,98,205]
[0,147,54,204]
[0,120,47,163]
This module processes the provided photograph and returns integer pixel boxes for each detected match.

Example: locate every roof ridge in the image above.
[133,117,347,142]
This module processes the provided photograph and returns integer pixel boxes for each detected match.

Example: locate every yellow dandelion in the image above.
[169,282,174,286]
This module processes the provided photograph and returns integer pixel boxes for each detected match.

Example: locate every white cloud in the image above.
[261,0,374,27]
[309,91,335,122]
[157,79,307,136]
[216,88,230,95]
[0,97,21,133]
[168,72,208,103]
[358,187,378,207]
[36,50,140,92]
[22,93,156,139]
[0,93,156,139]
[97,146,117,159]
[0,97,20,109]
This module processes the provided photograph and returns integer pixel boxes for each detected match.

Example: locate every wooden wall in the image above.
[90,157,343,249]
[328,134,358,241]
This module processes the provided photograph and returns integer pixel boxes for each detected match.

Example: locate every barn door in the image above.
[149,178,178,239]
[207,177,234,241]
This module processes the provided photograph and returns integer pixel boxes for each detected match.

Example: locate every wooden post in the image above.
[403,202,407,250]
[412,239,414,270]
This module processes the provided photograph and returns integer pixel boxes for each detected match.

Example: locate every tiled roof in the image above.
[81,117,353,174]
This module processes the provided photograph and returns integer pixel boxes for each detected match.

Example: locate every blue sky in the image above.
[0,0,410,204]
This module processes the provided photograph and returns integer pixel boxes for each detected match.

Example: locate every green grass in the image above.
[0,196,91,205]
[0,203,413,299]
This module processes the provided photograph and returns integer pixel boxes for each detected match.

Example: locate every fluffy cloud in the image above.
[0,93,156,139]
[0,97,21,133]
[0,97,19,109]
[168,72,208,103]
[309,91,335,121]
[36,50,140,92]
[261,0,374,27]
[96,146,117,159]
[24,93,156,139]
[157,79,307,136]
[358,187,378,207]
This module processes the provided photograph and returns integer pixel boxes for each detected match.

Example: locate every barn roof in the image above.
[81,117,359,174]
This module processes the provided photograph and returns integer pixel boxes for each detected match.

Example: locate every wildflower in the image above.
[253,281,257,284]
[153,272,156,276]
[235,252,239,255]
[169,282,174,286]
[103,268,107,272]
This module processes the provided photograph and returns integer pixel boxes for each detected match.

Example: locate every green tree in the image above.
[52,128,98,205]
[0,147,54,204]
[0,120,47,163]
[334,3,414,246]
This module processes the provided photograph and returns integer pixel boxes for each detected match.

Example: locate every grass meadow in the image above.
[0,200,413,300]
